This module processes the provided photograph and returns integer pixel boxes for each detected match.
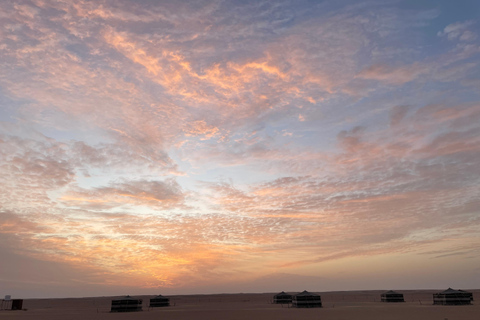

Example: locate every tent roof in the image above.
[383,290,401,294]
[295,290,319,296]
[440,288,464,294]
[114,295,139,301]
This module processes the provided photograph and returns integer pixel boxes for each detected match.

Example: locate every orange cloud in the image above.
[60,179,186,210]
[184,120,220,140]
[104,30,163,76]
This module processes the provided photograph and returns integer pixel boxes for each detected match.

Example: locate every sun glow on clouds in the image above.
[1,0,480,297]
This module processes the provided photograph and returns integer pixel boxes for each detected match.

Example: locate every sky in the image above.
[0,0,480,299]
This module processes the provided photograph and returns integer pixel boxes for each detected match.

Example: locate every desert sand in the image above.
[1,290,479,320]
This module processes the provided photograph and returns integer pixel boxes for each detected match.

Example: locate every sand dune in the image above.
[1,290,479,320]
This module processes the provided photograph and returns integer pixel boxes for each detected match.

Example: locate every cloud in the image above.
[337,126,368,154]
[357,63,426,85]
[0,134,74,211]
[194,100,480,270]
[438,20,477,41]
[61,179,186,210]
[184,120,220,140]
[390,105,410,127]
[0,204,305,290]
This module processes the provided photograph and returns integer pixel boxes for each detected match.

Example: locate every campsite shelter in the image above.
[149,295,170,307]
[273,291,292,304]
[10,300,23,310]
[111,295,143,312]
[1,296,23,311]
[292,290,322,308]
[433,288,472,305]
[381,290,404,302]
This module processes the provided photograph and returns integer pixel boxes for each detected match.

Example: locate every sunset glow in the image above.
[1,0,480,298]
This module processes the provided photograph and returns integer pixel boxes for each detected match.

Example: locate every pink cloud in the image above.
[183,120,220,140]
[357,63,426,85]
[390,105,410,127]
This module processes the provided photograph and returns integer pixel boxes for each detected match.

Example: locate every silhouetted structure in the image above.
[11,300,23,310]
[381,290,404,302]
[273,291,292,304]
[292,290,322,308]
[1,296,23,311]
[111,296,143,312]
[433,288,472,305]
[149,295,170,307]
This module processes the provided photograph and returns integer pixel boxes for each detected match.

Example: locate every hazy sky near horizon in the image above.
[1,0,480,298]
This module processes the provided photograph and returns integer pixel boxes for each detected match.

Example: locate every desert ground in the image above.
[1,290,479,320]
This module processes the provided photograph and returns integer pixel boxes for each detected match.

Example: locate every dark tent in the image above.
[150,295,170,307]
[292,290,322,308]
[11,300,23,310]
[433,288,472,305]
[273,291,292,304]
[381,290,404,302]
[111,295,143,312]
[1,298,23,311]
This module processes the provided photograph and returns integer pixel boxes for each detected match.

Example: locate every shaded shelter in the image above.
[111,295,143,312]
[381,290,404,302]
[149,295,170,307]
[273,291,292,304]
[292,290,322,308]
[11,300,23,310]
[1,297,23,311]
[433,288,472,305]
